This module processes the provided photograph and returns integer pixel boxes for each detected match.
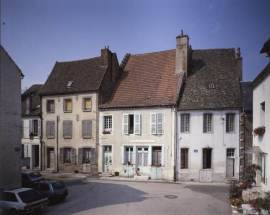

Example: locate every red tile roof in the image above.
[100,49,182,108]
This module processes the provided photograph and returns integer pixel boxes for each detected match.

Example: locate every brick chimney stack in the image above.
[175,30,189,77]
[236,47,243,81]
[25,95,32,114]
[101,46,112,67]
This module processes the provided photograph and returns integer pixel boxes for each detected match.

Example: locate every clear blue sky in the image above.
[2,0,270,90]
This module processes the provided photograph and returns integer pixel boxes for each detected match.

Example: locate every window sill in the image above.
[64,111,72,113]
[83,137,92,139]
[83,110,92,112]
[47,137,55,139]
[64,137,72,139]
[47,111,55,114]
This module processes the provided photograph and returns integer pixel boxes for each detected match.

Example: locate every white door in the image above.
[49,151,54,168]
[226,158,234,177]
[104,146,112,173]
[137,147,149,174]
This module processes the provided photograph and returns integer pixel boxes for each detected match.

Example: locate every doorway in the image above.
[137,147,149,174]
[32,145,39,168]
[203,148,212,169]
[103,146,112,173]
[47,148,55,169]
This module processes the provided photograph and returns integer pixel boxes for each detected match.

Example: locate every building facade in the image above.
[176,39,242,182]
[21,84,43,170]
[39,47,119,173]
[0,46,24,190]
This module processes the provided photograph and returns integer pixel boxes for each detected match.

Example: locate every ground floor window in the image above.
[203,148,212,169]
[125,147,133,164]
[181,148,188,169]
[227,148,235,157]
[152,147,162,166]
[262,154,268,184]
[80,148,95,164]
[64,148,72,163]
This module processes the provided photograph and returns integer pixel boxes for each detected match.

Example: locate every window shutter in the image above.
[29,120,32,134]
[63,121,72,138]
[71,148,76,164]
[157,113,163,134]
[38,120,41,137]
[82,120,91,138]
[123,114,129,135]
[69,121,73,138]
[46,122,50,138]
[161,146,165,166]
[51,122,55,138]
[63,121,67,138]
[121,146,124,164]
[60,148,64,164]
[21,121,24,138]
[78,148,83,165]
[24,145,28,157]
[82,121,86,138]
[89,120,92,138]
[91,148,95,164]
[134,114,141,135]
[150,113,157,134]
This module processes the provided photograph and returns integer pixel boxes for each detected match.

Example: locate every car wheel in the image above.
[47,198,53,205]
[61,196,66,201]
[10,209,18,215]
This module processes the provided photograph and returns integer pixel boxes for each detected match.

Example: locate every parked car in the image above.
[0,188,47,214]
[22,171,44,188]
[33,180,68,204]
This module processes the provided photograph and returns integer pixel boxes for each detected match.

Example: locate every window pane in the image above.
[65,100,72,111]
[181,149,188,169]
[84,98,91,110]
[181,114,190,132]
[203,114,212,133]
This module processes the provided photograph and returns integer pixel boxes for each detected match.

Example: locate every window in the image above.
[261,102,265,126]
[46,121,55,139]
[152,147,162,166]
[208,83,215,89]
[83,98,92,111]
[181,149,188,169]
[227,148,235,157]
[203,114,212,133]
[67,81,73,87]
[104,116,112,133]
[181,114,190,133]
[82,120,92,138]
[203,148,212,169]
[63,120,72,138]
[226,113,235,133]
[64,99,72,112]
[39,183,50,191]
[78,148,95,164]
[262,154,268,184]
[33,120,38,136]
[150,113,163,135]
[4,193,18,202]
[125,147,133,164]
[47,100,55,113]
[61,148,72,163]
[123,114,141,135]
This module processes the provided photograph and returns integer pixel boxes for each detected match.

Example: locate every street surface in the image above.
[37,178,230,215]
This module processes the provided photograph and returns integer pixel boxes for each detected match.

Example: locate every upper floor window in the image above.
[150,113,164,135]
[82,120,92,139]
[63,120,72,138]
[28,120,40,137]
[83,98,92,112]
[181,148,188,169]
[181,114,190,133]
[46,121,55,139]
[226,113,235,133]
[64,99,72,112]
[203,114,212,133]
[123,114,141,135]
[47,100,55,113]
[227,148,235,157]
[261,102,265,126]
[103,116,112,134]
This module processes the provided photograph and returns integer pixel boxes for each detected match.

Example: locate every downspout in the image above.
[173,107,177,182]
[39,96,43,171]
[56,115,59,172]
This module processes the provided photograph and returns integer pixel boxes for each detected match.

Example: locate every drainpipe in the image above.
[39,96,43,171]
[173,107,177,182]
[56,116,59,172]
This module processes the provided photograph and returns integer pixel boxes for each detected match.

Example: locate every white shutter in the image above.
[134,114,141,135]
[121,146,124,164]
[38,119,41,137]
[29,120,32,134]
[161,146,165,166]
[157,113,164,134]
[123,114,129,135]
[24,145,28,157]
[150,113,156,134]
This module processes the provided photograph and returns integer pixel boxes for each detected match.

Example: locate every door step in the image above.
[225,177,236,184]
[99,172,113,177]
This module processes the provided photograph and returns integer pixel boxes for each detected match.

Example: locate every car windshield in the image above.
[52,181,65,190]
[29,172,42,179]
[18,190,44,203]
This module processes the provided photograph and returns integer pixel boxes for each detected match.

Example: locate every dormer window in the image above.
[67,81,73,88]
[208,84,215,89]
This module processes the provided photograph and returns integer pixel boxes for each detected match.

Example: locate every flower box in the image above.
[253,126,266,136]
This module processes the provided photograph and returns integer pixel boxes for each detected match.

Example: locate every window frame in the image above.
[82,97,92,112]
[33,120,38,136]
[227,148,235,157]
[103,115,112,133]
[203,113,212,133]
[63,98,72,113]
[181,114,190,133]
[226,113,235,133]
[64,148,72,163]
[181,148,189,169]
[46,100,55,113]
[150,113,164,135]
[152,146,162,166]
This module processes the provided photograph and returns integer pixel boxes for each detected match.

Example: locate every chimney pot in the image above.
[181,30,183,36]
[236,47,241,58]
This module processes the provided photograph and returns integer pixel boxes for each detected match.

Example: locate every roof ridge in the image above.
[131,49,175,57]
[193,48,235,51]
[56,56,100,64]
[119,53,131,70]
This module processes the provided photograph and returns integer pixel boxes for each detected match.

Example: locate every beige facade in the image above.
[98,107,176,181]
[41,92,98,173]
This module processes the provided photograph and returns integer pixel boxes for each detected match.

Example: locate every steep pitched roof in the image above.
[178,49,241,110]
[22,84,43,116]
[252,62,270,88]
[100,49,183,108]
[240,81,253,111]
[39,57,106,95]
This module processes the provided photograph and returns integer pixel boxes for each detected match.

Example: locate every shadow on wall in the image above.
[50,180,148,215]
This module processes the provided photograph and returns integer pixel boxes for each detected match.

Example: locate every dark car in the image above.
[22,171,44,188]
[32,181,68,204]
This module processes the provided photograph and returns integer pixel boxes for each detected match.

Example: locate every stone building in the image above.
[39,47,119,173]
[21,84,43,170]
[176,35,242,182]
[0,46,24,190]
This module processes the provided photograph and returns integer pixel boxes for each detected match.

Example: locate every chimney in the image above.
[236,47,243,81]
[101,46,112,67]
[175,30,189,77]
[25,95,32,114]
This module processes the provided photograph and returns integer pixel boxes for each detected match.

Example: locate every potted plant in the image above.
[229,181,242,200]
[127,161,131,165]
[84,158,90,164]
[64,158,71,163]
[261,192,270,214]
[103,129,111,134]
[251,197,264,213]
[239,164,261,188]
[240,182,248,190]
[253,125,266,136]
[231,198,243,208]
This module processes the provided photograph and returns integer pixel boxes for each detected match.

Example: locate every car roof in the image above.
[35,180,62,184]
[22,170,41,174]
[5,188,33,194]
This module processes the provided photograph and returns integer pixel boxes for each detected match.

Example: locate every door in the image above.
[137,147,149,174]
[47,148,54,168]
[226,158,234,177]
[104,146,112,173]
